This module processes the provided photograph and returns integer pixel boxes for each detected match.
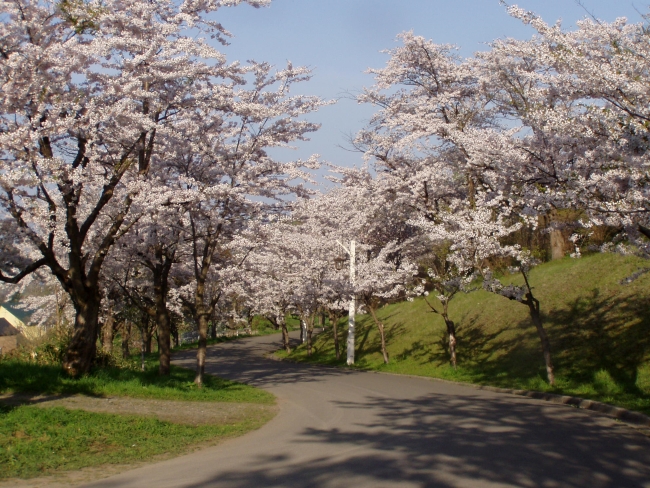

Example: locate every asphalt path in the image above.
[84,332,650,488]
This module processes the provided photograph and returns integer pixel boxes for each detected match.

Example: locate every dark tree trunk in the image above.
[328,310,341,361]
[274,314,291,354]
[442,301,457,369]
[145,320,153,354]
[306,315,314,356]
[102,307,115,355]
[63,294,101,376]
[281,320,291,353]
[121,320,131,359]
[150,251,173,376]
[156,296,171,376]
[443,317,457,369]
[515,270,555,385]
[171,322,180,348]
[188,218,222,388]
[156,305,171,376]
[2,124,149,378]
[367,302,389,364]
[140,325,146,371]
[192,270,212,387]
[525,293,555,385]
[195,312,209,386]
[210,318,218,339]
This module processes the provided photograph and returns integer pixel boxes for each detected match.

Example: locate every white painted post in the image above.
[347,240,356,365]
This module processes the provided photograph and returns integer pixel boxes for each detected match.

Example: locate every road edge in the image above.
[270,351,650,429]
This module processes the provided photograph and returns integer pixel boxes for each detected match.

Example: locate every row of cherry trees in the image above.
[0,0,327,381]
[2,4,649,386]
[346,7,650,384]
[248,7,650,385]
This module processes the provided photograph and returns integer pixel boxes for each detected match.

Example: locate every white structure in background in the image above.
[301,320,307,344]
[0,306,32,353]
[0,306,44,341]
[337,240,356,365]
[0,306,25,330]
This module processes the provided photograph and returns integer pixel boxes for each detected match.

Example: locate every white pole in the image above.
[347,240,356,365]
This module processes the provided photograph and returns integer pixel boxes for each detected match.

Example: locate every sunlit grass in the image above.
[281,253,650,415]
[0,404,273,480]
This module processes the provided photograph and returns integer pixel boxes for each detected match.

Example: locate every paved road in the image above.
[85,333,650,488]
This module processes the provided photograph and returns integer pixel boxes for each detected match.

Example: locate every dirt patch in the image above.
[0,392,275,426]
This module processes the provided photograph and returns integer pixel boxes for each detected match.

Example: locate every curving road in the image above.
[85,333,650,488]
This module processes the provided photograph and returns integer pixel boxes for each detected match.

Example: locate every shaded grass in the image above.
[281,253,650,415]
[0,357,274,404]
[0,403,272,480]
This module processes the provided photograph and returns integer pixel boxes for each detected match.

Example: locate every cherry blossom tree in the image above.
[0,0,270,376]
[295,173,420,364]
[163,60,326,385]
[495,6,650,253]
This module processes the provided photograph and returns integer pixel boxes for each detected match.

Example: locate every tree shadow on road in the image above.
[97,390,650,488]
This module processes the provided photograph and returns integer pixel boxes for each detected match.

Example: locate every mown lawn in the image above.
[0,352,275,479]
[280,253,650,415]
[0,403,273,480]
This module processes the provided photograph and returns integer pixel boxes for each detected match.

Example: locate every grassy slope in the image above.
[282,253,650,414]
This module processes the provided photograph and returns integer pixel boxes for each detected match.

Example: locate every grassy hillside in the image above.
[282,253,650,414]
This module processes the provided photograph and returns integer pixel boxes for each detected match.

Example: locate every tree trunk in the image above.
[171,319,180,348]
[549,209,569,260]
[306,315,314,356]
[210,319,218,339]
[525,293,555,385]
[156,312,171,376]
[145,321,153,354]
[328,310,341,361]
[550,229,566,260]
[367,302,389,364]
[121,320,131,360]
[279,315,291,353]
[443,316,457,369]
[140,326,146,371]
[195,312,209,387]
[63,294,102,376]
[102,310,115,355]
[148,254,173,376]
[188,218,221,387]
[300,319,306,344]
[442,300,457,368]
[154,291,171,376]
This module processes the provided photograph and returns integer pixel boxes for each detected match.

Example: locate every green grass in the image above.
[0,356,274,404]
[0,346,276,479]
[0,403,272,480]
[280,253,650,415]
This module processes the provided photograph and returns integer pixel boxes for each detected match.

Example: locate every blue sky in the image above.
[214,0,645,175]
